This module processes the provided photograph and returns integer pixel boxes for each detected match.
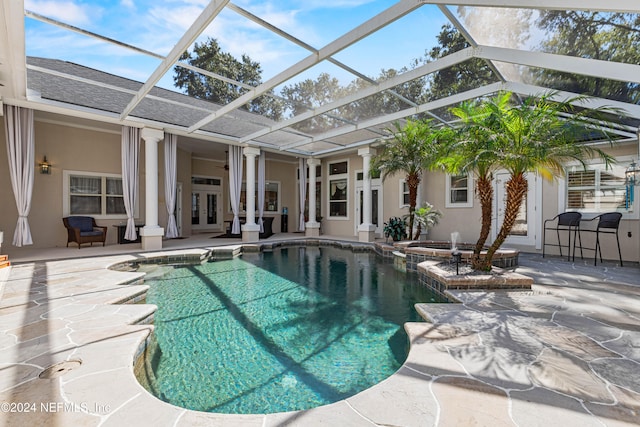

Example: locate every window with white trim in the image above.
[567,163,630,215]
[400,180,410,207]
[445,173,473,208]
[64,171,127,217]
[328,160,348,218]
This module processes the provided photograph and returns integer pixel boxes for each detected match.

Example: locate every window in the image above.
[356,169,380,180]
[64,171,127,217]
[329,179,348,217]
[239,182,280,212]
[329,161,347,175]
[328,160,349,218]
[445,174,473,208]
[567,163,629,214]
[400,181,410,206]
[192,176,221,186]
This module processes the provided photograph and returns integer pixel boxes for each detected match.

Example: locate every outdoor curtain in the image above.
[4,104,35,247]
[229,146,243,234]
[298,158,307,231]
[164,133,179,238]
[257,151,265,233]
[121,126,140,241]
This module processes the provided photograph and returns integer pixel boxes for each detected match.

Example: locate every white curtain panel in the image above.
[3,104,34,247]
[298,158,307,231]
[164,133,179,238]
[121,126,140,240]
[257,151,265,233]
[229,146,243,234]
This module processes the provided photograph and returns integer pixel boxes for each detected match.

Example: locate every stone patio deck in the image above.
[0,241,638,426]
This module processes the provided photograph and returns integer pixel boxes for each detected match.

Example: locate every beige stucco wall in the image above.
[0,119,147,248]
[423,170,480,244]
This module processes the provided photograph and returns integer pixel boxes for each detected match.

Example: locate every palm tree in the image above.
[371,119,445,239]
[477,91,616,270]
[446,93,508,269]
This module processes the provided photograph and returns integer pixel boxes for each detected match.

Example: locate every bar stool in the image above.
[542,212,582,261]
[575,212,623,266]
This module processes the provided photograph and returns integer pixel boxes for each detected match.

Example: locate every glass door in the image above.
[191,191,222,231]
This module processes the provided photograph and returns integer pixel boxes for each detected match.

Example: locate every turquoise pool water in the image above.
[140,245,447,414]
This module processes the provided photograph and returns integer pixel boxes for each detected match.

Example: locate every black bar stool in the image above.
[574,212,623,266]
[542,212,582,261]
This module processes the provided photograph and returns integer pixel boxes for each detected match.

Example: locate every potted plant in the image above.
[383,217,408,242]
[405,202,442,239]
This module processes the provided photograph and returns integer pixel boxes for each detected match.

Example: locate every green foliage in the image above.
[423,24,497,103]
[173,37,283,120]
[533,11,640,104]
[403,202,443,239]
[280,73,348,133]
[383,217,407,242]
[371,119,447,236]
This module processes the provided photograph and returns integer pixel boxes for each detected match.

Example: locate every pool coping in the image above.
[1,241,639,426]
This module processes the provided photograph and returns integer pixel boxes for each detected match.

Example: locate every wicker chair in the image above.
[63,216,108,249]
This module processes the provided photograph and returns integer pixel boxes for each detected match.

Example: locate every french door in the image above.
[191,190,222,231]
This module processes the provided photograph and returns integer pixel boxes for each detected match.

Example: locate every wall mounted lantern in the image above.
[39,156,51,174]
[626,161,639,186]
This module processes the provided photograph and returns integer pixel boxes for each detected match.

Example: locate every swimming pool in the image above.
[137,245,447,414]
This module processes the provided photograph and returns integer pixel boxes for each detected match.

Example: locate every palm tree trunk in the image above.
[479,173,528,270]
[414,223,422,240]
[407,172,420,239]
[472,174,493,269]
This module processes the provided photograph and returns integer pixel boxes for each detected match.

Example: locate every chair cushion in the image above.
[80,230,103,237]
[68,216,94,232]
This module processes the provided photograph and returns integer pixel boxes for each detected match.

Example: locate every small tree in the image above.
[445,93,507,269]
[371,119,445,239]
[405,202,443,239]
[474,91,616,270]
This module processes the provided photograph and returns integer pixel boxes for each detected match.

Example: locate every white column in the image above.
[305,158,321,237]
[242,146,260,241]
[140,128,165,251]
[358,147,376,242]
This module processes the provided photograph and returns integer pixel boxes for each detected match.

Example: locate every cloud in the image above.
[24,0,95,26]
[120,0,135,9]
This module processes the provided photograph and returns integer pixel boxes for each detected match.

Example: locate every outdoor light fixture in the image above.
[624,128,640,209]
[39,156,51,174]
[451,250,462,275]
[626,161,639,186]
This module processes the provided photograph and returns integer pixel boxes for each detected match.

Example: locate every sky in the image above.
[23,0,453,92]
[22,0,548,99]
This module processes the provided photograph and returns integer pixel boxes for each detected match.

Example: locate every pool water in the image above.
[139,245,447,414]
